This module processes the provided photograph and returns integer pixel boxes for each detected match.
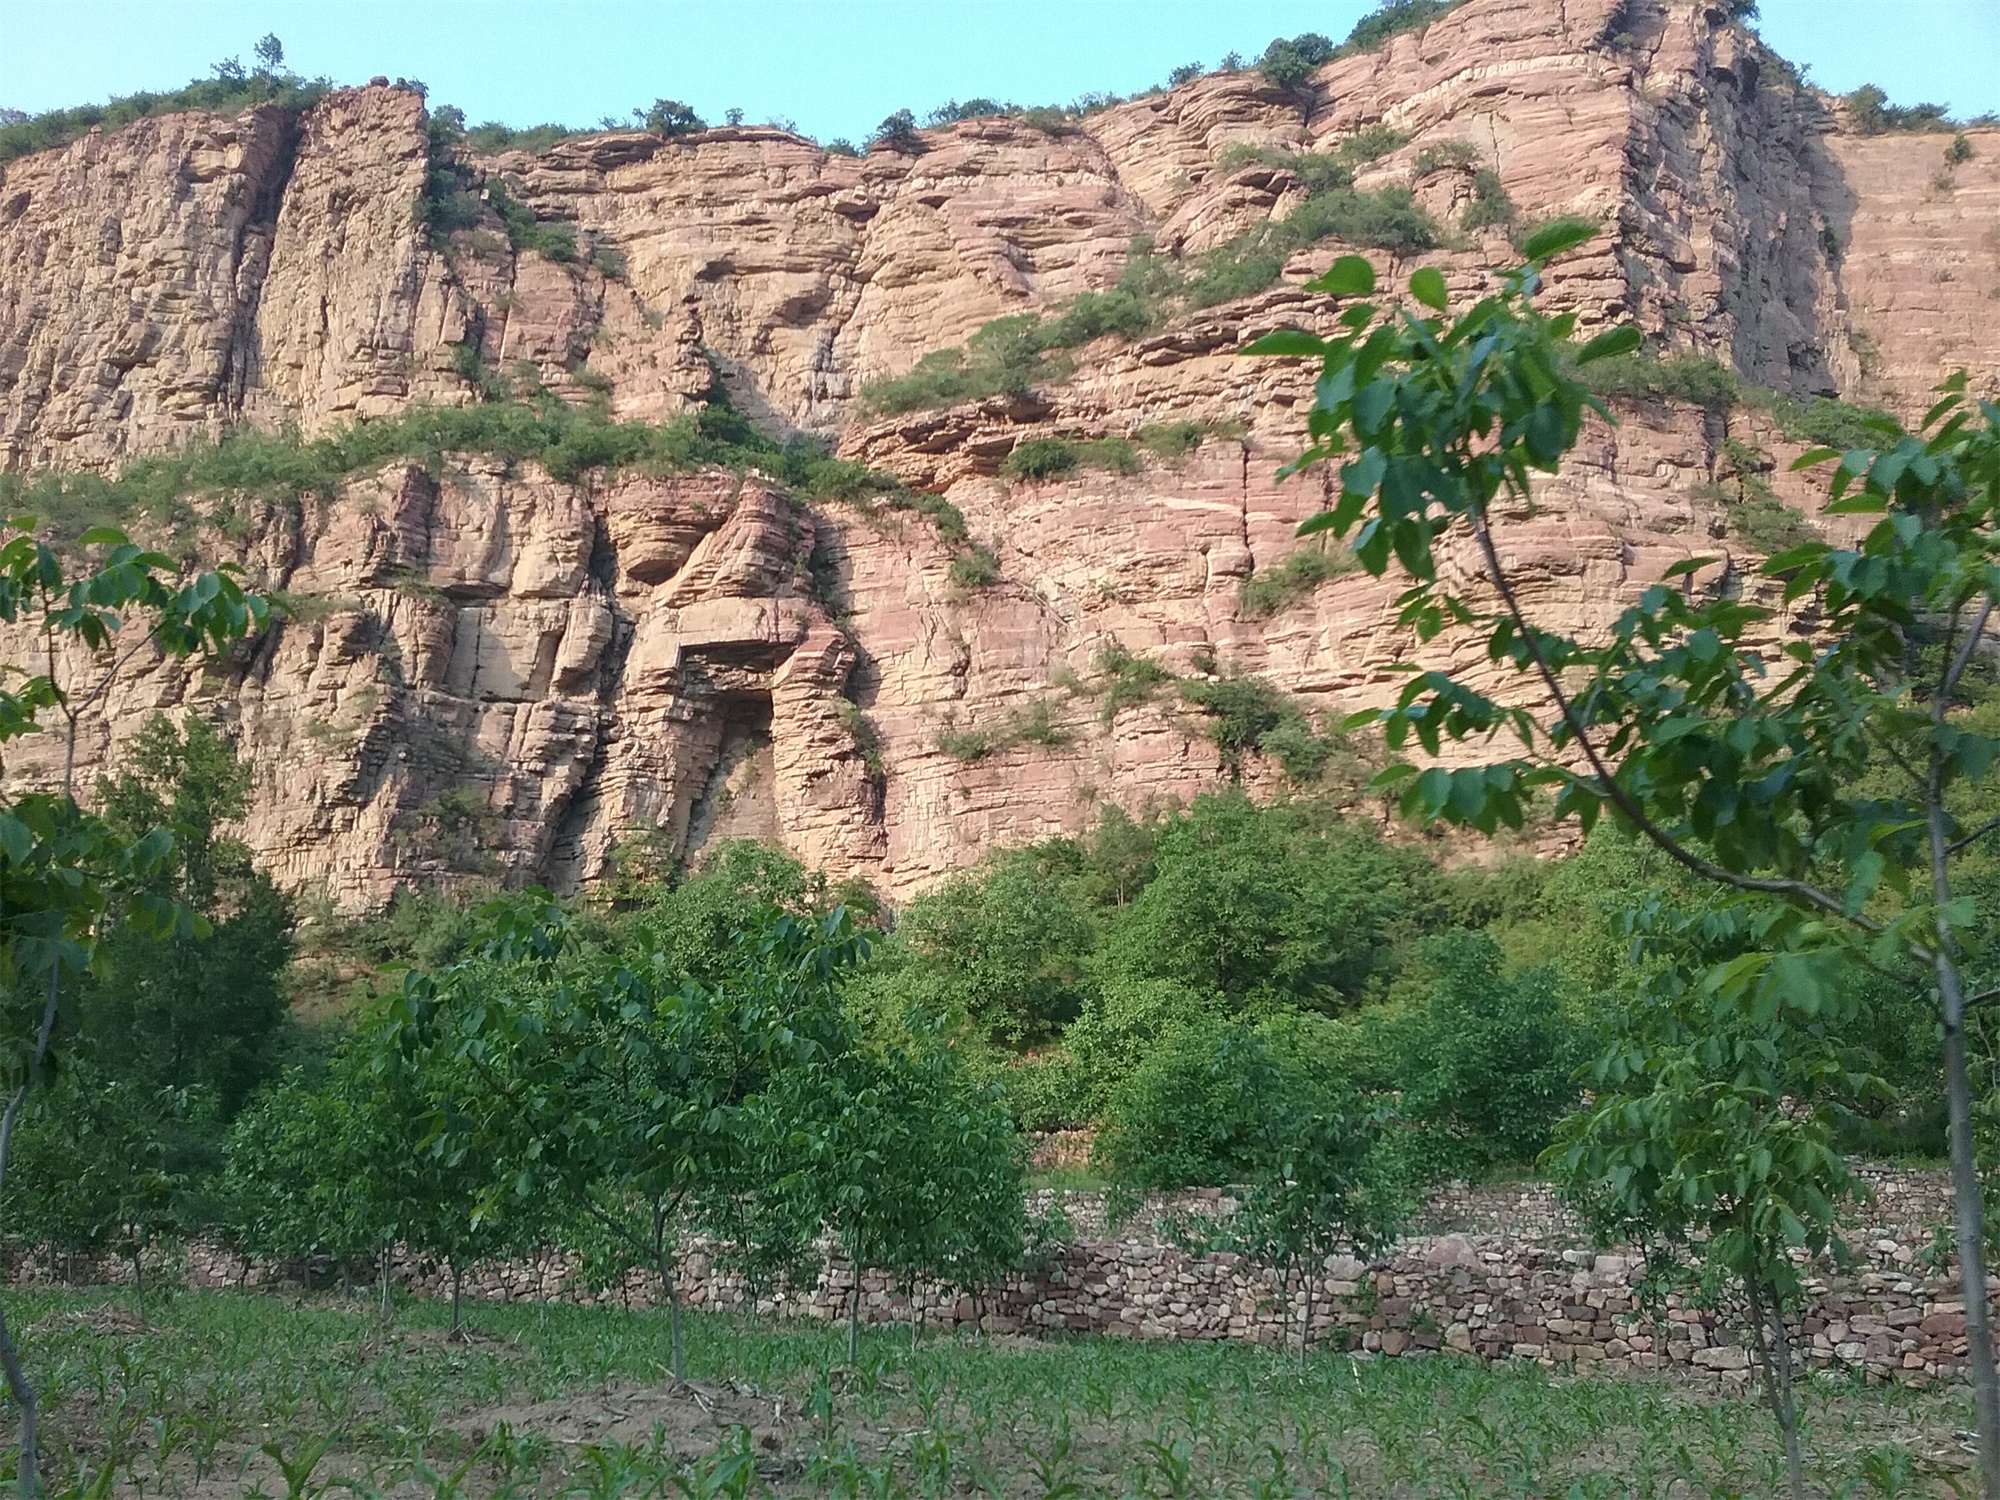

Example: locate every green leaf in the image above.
[1788,448,1841,471]
[1243,329,1328,357]
[1520,218,1598,262]
[1296,509,1343,537]
[1574,325,1641,365]
[1341,448,1387,497]
[1407,266,1448,313]
[1354,380,1396,438]
[1311,255,1377,297]
[1662,556,1720,580]
[1524,402,1566,466]
[76,526,130,547]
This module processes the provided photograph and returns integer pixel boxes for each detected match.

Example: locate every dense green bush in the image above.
[1258,34,1335,90]
[1386,932,1589,1170]
[1460,168,1517,230]
[999,436,1139,481]
[1845,83,1953,136]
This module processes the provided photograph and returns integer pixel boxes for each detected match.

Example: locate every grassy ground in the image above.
[2,1285,1982,1497]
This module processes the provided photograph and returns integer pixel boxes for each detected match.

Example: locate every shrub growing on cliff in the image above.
[1336,0,1464,56]
[1238,544,1358,617]
[1258,33,1335,90]
[640,99,704,138]
[1845,83,1953,136]
[1460,168,1517,230]
[999,436,1139,481]
[870,109,921,152]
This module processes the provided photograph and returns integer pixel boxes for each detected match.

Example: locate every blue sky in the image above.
[2,1,1995,145]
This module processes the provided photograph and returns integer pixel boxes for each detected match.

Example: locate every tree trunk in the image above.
[0,1307,39,1500]
[848,1277,862,1368]
[131,1244,146,1326]
[1301,1268,1314,1362]
[449,1257,463,1336]
[379,1245,392,1322]
[661,1256,685,1384]
[1747,1278,1806,1500]
[1940,948,2000,1497]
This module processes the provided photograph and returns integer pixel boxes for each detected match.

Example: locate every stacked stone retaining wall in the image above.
[25,1169,1976,1387]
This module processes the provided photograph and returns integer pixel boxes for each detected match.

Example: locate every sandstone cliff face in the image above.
[0,0,1994,906]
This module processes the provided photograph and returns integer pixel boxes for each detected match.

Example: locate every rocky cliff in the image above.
[1,0,1995,908]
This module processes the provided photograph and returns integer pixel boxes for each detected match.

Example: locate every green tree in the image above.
[1250,228,2000,1487]
[0,521,268,1495]
[640,98,703,137]
[1224,1057,1406,1359]
[890,853,1093,1047]
[392,898,868,1379]
[870,109,921,151]
[219,1065,363,1281]
[1095,1020,1276,1194]
[1096,791,1437,1011]
[1100,1025,1407,1355]
[83,714,293,1119]
[1388,931,1587,1170]
[1549,915,1883,1500]
[1258,33,1333,90]
[764,1022,1025,1360]
[0,1066,181,1317]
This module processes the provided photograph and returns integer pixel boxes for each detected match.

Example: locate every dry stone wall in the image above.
[42,1169,1975,1389]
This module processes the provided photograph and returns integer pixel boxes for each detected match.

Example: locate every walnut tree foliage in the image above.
[1248,220,2000,1491]
[0,519,271,1496]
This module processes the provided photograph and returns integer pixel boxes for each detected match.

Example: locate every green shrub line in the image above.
[1,3,1477,176]
[1579,351,1898,451]
[857,131,1439,420]
[0,390,987,578]
[1000,437,1140,482]
[1841,84,1985,137]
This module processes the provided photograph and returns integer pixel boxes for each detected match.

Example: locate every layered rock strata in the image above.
[1,0,1994,903]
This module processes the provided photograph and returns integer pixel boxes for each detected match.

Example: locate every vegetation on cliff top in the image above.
[0,36,331,165]
[0,1,1475,171]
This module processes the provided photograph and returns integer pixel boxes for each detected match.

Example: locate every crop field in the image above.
[7,1285,1981,1498]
